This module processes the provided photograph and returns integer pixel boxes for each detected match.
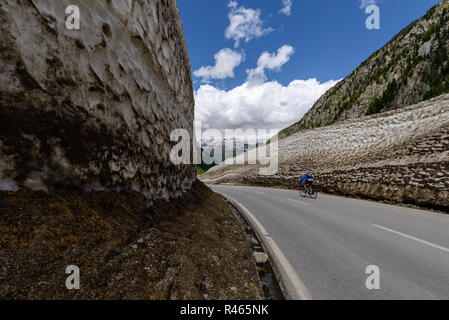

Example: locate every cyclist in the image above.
[299,173,314,195]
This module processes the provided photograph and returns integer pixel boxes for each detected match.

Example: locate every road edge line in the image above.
[219,192,312,300]
[371,224,449,253]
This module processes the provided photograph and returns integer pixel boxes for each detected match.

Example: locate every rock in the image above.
[131,244,138,250]
[137,238,144,243]
[250,237,259,246]
[261,281,269,289]
[253,252,268,264]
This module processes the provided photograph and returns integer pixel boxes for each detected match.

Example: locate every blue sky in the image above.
[178,0,442,136]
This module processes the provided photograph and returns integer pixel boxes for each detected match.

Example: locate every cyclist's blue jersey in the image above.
[299,174,313,183]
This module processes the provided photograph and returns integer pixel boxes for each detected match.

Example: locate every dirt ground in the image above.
[0,180,263,299]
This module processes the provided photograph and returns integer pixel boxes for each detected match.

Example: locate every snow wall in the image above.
[202,93,449,209]
[0,0,196,200]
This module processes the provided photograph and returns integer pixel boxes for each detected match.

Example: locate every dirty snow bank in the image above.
[201,93,449,209]
[0,0,195,200]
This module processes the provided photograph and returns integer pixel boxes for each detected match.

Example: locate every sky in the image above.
[178,0,442,138]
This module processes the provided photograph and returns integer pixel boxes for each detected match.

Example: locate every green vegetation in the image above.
[197,161,216,174]
[334,92,361,122]
[196,166,206,175]
[421,23,438,42]
[422,40,449,100]
[366,79,399,115]
[371,67,386,84]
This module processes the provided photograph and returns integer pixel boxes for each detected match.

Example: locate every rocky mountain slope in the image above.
[201,93,449,210]
[280,0,449,138]
[0,0,195,201]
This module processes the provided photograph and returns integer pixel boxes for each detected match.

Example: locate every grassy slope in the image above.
[196,166,206,175]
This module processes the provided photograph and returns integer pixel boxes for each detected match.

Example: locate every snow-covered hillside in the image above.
[201,93,449,209]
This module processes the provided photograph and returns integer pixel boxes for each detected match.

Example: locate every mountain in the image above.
[198,137,265,172]
[201,137,265,158]
[280,0,449,138]
[201,0,449,210]
[201,93,449,210]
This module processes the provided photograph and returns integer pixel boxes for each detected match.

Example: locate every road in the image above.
[210,185,449,300]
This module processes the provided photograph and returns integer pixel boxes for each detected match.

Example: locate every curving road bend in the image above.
[210,184,449,300]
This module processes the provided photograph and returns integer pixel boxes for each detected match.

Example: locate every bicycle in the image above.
[299,186,318,199]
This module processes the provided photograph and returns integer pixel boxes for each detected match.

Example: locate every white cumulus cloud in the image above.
[195,78,340,136]
[193,48,244,82]
[247,45,295,85]
[280,0,293,16]
[225,1,273,48]
[228,0,238,9]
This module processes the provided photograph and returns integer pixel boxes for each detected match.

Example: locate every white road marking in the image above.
[219,193,312,300]
[222,193,268,236]
[371,224,449,254]
[252,191,265,194]
[288,198,310,206]
[264,235,312,300]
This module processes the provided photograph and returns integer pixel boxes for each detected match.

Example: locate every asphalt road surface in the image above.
[210,184,449,300]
